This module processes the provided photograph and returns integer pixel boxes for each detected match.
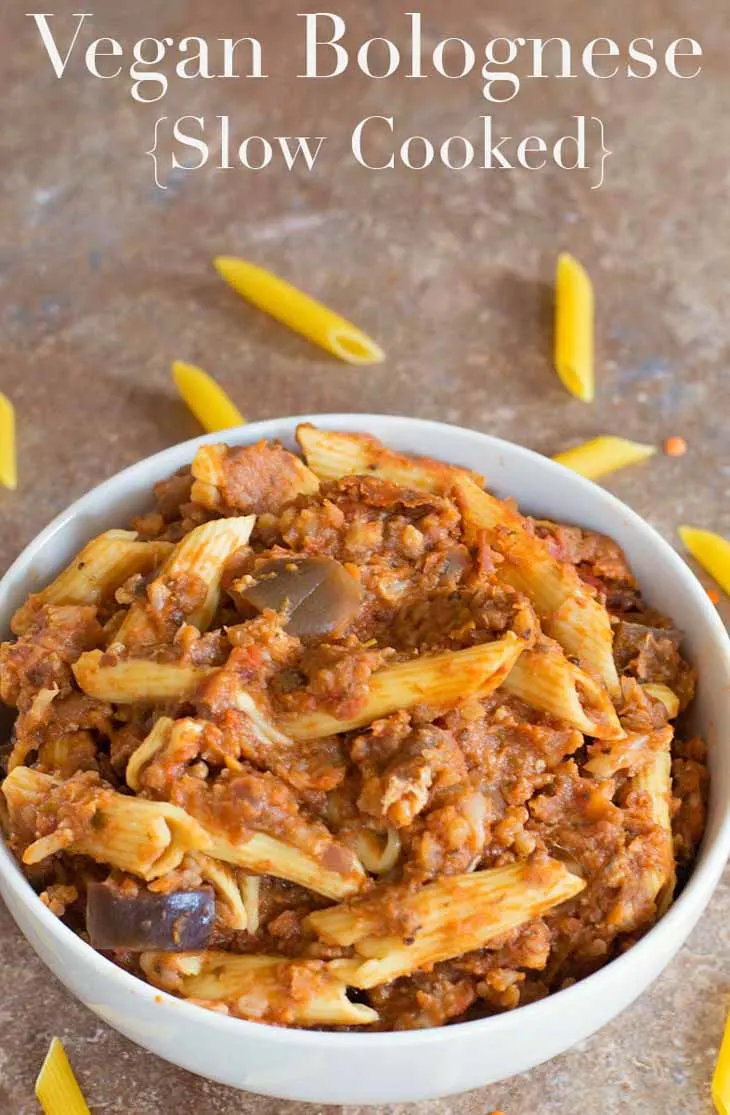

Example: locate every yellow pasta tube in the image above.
[279,635,525,741]
[114,516,255,647]
[3,766,210,880]
[631,751,676,917]
[679,526,730,596]
[642,683,680,719]
[214,256,385,366]
[554,252,595,402]
[454,475,620,695]
[73,651,214,703]
[172,360,245,433]
[553,436,656,480]
[713,1009,730,1115]
[355,828,402,875]
[305,860,585,989]
[206,829,364,901]
[0,391,17,490]
[141,952,378,1026]
[296,424,481,493]
[35,1037,91,1115]
[504,641,624,740]
[11,532,174,636]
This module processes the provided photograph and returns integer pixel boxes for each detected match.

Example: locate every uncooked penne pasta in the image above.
[554,252,595,403]
[0,391,17,491]
[172,360,245,433]
[214,256,385,366]
[11,532,174,636]
[305,860,585,989]
[504,640,624,740]
[679,526,730,596]
[141,952,378,1026]
[713,1010,730,1115]
[553,436,656,480]
[73,651,213,703]
[279,635,526,742]
[454,475,620,696]
[3,766,210,880]
[114,516,255,647]
[296,424,481,493]
[35,1037,91,1115]
[190,441,320,513]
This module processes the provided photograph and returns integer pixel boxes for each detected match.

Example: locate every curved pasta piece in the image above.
[504,640,624,740]
[279,634,526,742]
[296,424,482,493]
[11,532,174,636]
[553,437,656,480]
[355,828,402,875]
[454,475,620,696]
[206,829,364,901]
[679,526,730,596]
[584,726,673,779]
[642,683,680,719]
[190,852,249,931]
[305,859,585,989]
[214,256,385,366]
[554,252,594,402]
[2,766,210,881]
[73,652,213,703]
[190,441,320,514]
[172,360,245,433]
[141,951,378,1026]
[0,391,17,492]
[114,516,255,648]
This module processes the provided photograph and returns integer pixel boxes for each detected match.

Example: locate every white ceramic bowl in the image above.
[1,414,729,1104]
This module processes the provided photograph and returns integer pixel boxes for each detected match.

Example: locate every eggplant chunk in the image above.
[242,557,362,638]
[86,882,215,952]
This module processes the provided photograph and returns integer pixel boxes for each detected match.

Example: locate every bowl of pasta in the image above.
[0,413,728,1104]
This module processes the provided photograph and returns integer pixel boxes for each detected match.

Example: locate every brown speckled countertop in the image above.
[1,0,729,1111]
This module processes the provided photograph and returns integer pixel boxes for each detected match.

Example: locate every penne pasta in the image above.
[679,526,730,596]
[214,256,385,366]
[190,441,320,514]
[0,391,17,491]
[305,859,585,989]
[554,252,595,403]
[73,651,213,703]
[190,852,249,931]
[114,516,255,647]
[279,635,526,742]
[713,1010,730,1115]
[553,436,656,480]
[3,766,210,880]
[11,532,174,636]
[355,828,402,875]
[35,1037,91,1115]
[504,641,624,740]
[584,725,673,779]
[642,682,680,719]
[295,424,482,493]
[630,750,676,916]
[454,475,620,695]
[172,360,245,433]
[241,874,261,934]
[141,951,378,1026]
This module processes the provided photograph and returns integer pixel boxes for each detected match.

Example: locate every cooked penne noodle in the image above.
[141,951,378,1026]
[126,716,182,791]
[642,683,680,719]
[73,651,213,703]
[240,874,261,934]
[504,641,624,740]
[3,766,210,880]
[172,360,245,433]
[295,424,481,493]
[114,516,255,647]
[35,1037,91,1115]
[279,635,526,742]
[11,532,174,636]
[305,860,585,989]
[206,829,364,902]
[554,252,595,403]
[552,436,656,480]
[0,391,17,491]
[355,828,402,875]
[190,853,249,931]
[679,526,730,596]
[214,256,385,366]
[632,750,676,915]
[454,475,620,695]
[190,441,320,513]
[584,726,673,779]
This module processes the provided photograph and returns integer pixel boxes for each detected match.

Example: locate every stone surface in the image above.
[0,0,728,1111]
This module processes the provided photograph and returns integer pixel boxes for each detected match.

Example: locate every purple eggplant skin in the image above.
[86,883,215,952]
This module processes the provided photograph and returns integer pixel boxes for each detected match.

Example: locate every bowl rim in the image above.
[1,411,729,1051]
